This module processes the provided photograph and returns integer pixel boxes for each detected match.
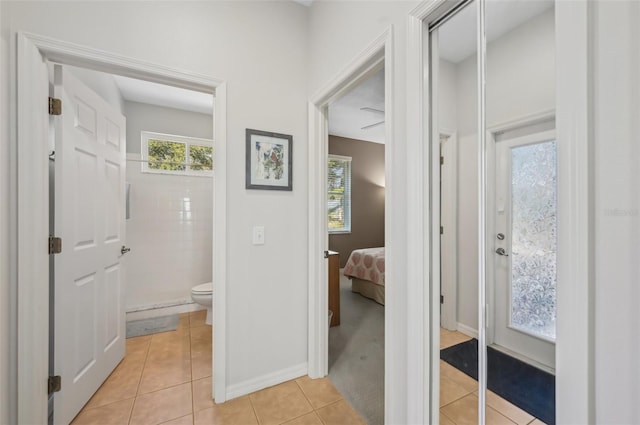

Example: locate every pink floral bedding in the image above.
[343,247,385,286]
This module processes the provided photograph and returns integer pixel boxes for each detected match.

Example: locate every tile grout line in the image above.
[128,337,153,425]
[246,393,262,424]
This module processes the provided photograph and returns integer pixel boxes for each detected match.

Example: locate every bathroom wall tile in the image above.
[125,165,212,311]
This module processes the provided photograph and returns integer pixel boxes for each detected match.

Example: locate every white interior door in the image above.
[53,64,127,424]
[493,129,556,370]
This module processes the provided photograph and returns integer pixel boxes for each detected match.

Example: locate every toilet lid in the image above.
[192,282,212,294]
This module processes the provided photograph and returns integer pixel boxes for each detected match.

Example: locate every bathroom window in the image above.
[141,131,213,176]
[328,154,352,233]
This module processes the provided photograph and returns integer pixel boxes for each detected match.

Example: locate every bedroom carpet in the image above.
[328,271,384,425]
[126,314,180,338]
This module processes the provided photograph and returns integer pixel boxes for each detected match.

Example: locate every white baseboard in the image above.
[126,300,204,321]
[226,363,308,400]
[456,323,478,339]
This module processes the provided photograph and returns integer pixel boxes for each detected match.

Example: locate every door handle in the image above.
[495,247,509,256]
[121,246,131,255]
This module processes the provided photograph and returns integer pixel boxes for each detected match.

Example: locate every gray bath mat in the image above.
[126,314,180,338]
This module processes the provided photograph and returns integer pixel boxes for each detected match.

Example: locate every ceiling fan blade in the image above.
[361,120,385,130]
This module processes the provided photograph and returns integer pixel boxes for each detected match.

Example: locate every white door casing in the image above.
[16,33,225,423]
[440,132,458,331]
[492,129,556,370]
[52,64,126,424]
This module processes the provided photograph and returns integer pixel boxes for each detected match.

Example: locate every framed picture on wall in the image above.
[245,128,293,191]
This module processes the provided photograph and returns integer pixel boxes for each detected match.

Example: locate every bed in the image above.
[343,247,385,305]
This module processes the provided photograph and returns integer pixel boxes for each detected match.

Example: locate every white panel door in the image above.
[493,130,556,369]
[53,64,127,424]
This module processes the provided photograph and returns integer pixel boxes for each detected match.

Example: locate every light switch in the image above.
[252,226,265,245]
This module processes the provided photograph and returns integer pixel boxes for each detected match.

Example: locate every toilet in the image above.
[191,282,213,325]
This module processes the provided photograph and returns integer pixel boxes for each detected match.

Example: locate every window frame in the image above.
[141,131,214,177]
[327,154,352,234]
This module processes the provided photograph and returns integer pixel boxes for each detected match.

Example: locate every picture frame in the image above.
[245,128,293,191]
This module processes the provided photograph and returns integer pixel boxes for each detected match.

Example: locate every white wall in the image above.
[125,100,212,154]
[0,1,309,415]
[438,59,457,132]
[124,101,213,312]
[592,1,640,422]
[454,9,555,332]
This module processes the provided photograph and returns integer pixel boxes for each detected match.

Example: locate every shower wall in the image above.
[124,101,213,313]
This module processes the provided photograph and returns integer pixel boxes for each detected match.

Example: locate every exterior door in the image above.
[493,130,556,369]
[53,64,127,424]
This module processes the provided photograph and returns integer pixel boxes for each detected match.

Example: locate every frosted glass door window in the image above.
[493,130,556,369]
[510,140,557,340]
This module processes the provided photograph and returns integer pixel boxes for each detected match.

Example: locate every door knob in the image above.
[495,247,508,256]
[121,246,131,255]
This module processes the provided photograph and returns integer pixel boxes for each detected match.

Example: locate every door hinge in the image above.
[48,375,61,394]
[440,156,444,165]
[48,97,62,116]
[440,226,444,235]
[440,295,444,304]
[48,236,62,254]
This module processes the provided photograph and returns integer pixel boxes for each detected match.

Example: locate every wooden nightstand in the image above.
[327,250,340,327]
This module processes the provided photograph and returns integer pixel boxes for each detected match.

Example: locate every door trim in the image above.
[15,32,228,424]
[307,27,399,421]
[439,130,458,331]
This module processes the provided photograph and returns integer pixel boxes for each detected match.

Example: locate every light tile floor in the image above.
[72,311,365,425]
[439,329,547,425]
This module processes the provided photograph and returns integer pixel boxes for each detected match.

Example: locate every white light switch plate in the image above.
[252,226,265,245]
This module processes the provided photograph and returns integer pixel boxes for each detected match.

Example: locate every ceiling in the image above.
[328,67,385,144]
[438,0,553,64]
[113,75,213,115]
[110,1,551,141]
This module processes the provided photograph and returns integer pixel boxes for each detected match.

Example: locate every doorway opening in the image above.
[47,63,215,423]
[16,32,227,425]
[326,66,386,424]
[307,27,399,423]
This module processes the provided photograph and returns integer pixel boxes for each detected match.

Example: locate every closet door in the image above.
[485,2,557,424]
